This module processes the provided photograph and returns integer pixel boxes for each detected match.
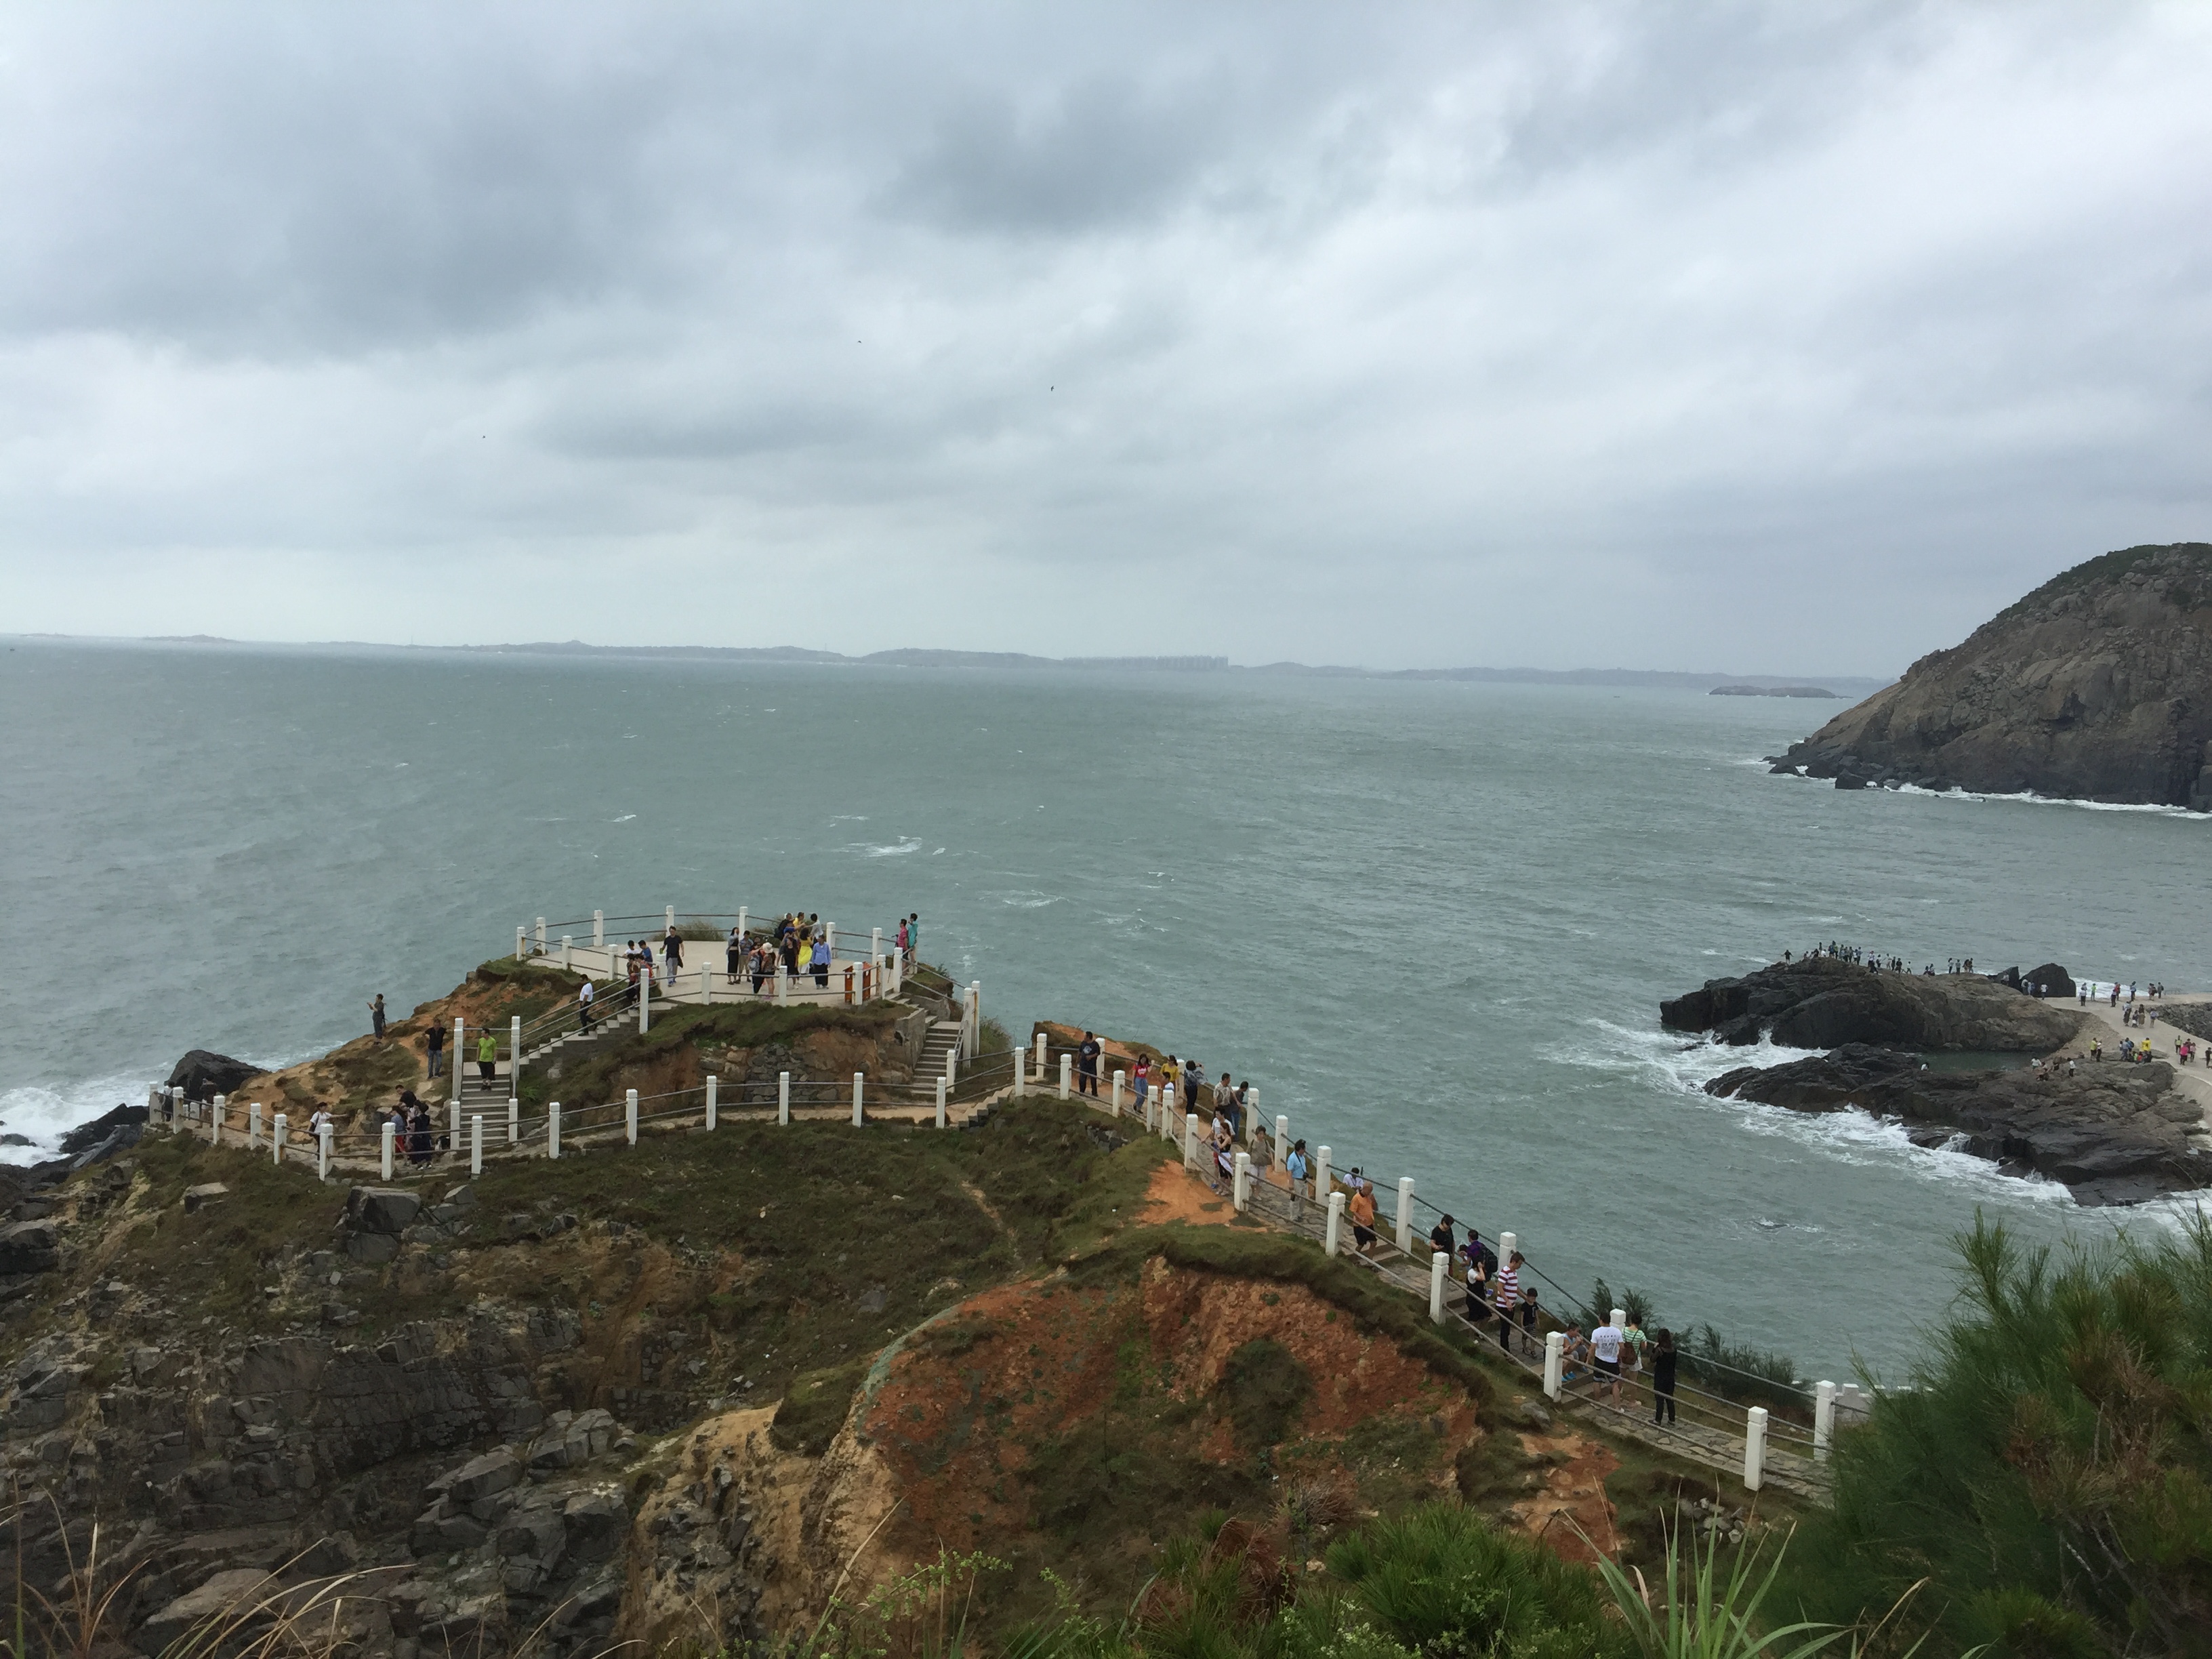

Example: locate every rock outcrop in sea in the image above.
[1659,956,2087,1050]
[1766,541,2212,805]
[1703,1044,2212,1206]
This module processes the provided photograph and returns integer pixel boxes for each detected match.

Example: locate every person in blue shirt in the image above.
[1285,1139,1311,1222]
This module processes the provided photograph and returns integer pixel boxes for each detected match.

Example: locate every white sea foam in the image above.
[0,1073,152,1165]
[1558,1019,2076,1204]
[1767,764,2211,820]
[863,839,922,857]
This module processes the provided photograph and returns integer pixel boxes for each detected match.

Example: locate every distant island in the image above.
[1770,541,2212,806]
[54,634,1891,699]
[1711,684,1841,699]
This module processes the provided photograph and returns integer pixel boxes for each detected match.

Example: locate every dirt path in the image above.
[1141,1160,1237,1227]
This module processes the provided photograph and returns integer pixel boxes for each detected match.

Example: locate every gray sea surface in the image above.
[4,636,2208,1380]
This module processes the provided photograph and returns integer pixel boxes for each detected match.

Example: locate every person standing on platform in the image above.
[579,978,595,1035]
[1286,1139,1311,1221]
[1078,1032,1101,1097]
[1493,1252,1523,1353]
[1651,1329,1679,1425]
[476,1029,497,1090]
[425,1020,445,1079]
[369,994,386,1040]
[727,925,743,984]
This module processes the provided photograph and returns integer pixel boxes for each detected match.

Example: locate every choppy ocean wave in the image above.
[0,1073,151,1166]
[1557,1019,2075,1204]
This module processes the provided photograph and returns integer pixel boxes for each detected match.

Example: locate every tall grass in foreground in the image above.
[1788,1213,2212,1657]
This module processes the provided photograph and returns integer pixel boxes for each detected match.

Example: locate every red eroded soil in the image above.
[854,1257,1485,1556]
[1511,1430,1620,1564]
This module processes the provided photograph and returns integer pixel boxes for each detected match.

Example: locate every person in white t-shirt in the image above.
[1590,1319,1626,1403]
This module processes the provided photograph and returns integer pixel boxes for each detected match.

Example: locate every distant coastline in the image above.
[14,634,1895,701]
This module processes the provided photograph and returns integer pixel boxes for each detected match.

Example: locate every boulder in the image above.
[344,1188,422,1234]
[165,1051,266,1101]
[183,1183,229,1214]
[561,1488,628,1560]
[0,1219,61,1274]
[2025,963,2077,1000]
[440,1447,521,1506]
[60,1103,147,1156]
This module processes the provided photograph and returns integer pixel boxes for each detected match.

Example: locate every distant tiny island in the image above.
[1710,684,1841,699]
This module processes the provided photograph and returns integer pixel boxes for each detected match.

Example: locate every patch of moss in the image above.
[771,1361,871,1454]
[1216,1337,1312,1452]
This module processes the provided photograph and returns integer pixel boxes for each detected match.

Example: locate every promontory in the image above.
[1768,541,2212,806]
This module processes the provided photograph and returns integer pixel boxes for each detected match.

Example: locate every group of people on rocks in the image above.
[1783,943,1963,975]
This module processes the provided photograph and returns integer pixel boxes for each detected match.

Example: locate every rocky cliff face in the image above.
[1769,542,2212,805]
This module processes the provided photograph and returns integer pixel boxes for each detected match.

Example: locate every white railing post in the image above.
[1111,1069,1125,1116]
[1324,1191,1345,1256]
[779,1071,790,1126]
[211,1092,225,1147]
[381,1120,395,1181]
[1500,1231,1517,1265]
[1814,1381,1837,1461]
[625,1089,638,1143]
[318,1124,332,1181]
[701,963,711,1006]
[777,965,789,1005]
[945,1046,958,1087]
[1159,1085,1175,1140]
[536,917,546,954]
[853,1072,865,1126]
[593,909,604,947]
[1392,1178,1412,1252]
[967,983,981,1057]
[1246,1086,1258,1143]
[449,1097,459,1155]
[872,927,882,968]
[1183,1111,1200,1169]
[516,925,527,961]
[1233,1150,1251,1210]
[470,1115,484,1176]
[736,907,747,947]
[1430,1252,1448,1324]
[249,1101,263,1149]
[706,1074,718,1130]
[1274,1115,1288,1171]
[1544,1332,1564,1399]
[272,1112,287,1167]
[935,1076,947,1129]
[561,934,573,970]
[1034,1031,1046,1072]
[1059,1054,1071,1100]
[1744,1407,1769,1490]
[827,921,836,958]
[1315,1145,1332,1203]
[1013,1047,1025,1098]
[453,1018,465,1097]
[666,905,676,931]
[548,1100,561,1160]
[508,1097,518,1144]
[510,1015,522,1086]
[639,973,651,1033]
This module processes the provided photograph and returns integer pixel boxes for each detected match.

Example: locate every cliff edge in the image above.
[1769,542,2212,806]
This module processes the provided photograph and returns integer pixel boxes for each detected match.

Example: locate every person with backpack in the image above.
[1078,1033,1102,1098]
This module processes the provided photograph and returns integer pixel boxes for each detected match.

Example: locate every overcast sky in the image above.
[1,2,2207,672]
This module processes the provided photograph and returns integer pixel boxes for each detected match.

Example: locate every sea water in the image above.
[4,636,2207,1379]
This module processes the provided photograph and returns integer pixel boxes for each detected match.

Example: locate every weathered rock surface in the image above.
[167,1050,267,1101]
[1767,543,2212,805]
[1705,1044,2212,1204]
[1660,956,2089,1050]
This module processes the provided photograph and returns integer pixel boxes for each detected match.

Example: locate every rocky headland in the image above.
[1662,958,2209,1203]
[1765,541,2212,805]
[0,954,1705,1658]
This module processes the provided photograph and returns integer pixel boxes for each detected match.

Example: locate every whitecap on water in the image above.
[0,1074,153,1166]
[863,839,922,858]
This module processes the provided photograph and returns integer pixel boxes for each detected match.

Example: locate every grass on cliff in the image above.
[511,1000,903,1114]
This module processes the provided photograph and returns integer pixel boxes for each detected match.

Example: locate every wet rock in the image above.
[1706,1044,2212,1204]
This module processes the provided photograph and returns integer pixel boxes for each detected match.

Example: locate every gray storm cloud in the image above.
[0,1,2206,670]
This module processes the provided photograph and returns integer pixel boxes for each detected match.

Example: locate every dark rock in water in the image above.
[1770,542,2212,807]
[2025,963,2076,999]
[165,1050,266,1101]
[1660,956,2088,1051]
[59,1103,145,1156]
[1706,1043,2212,1204]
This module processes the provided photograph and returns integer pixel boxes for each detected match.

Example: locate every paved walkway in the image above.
[2049,991,2212,1145]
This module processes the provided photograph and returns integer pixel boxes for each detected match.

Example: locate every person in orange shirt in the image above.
[1349,1184,1378,1254]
